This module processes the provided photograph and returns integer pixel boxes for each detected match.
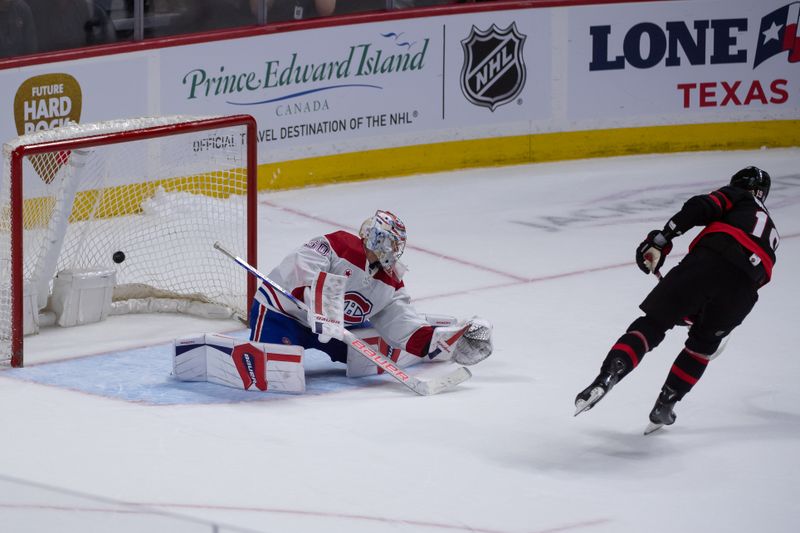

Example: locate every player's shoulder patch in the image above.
[325,231,366,266]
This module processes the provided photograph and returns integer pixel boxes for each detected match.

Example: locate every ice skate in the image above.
[574,358,626,416]
[644,386,678,435]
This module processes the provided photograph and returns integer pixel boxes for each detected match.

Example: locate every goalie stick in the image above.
[213,242,472,396]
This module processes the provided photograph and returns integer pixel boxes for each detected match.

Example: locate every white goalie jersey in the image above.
[253,231,436,355]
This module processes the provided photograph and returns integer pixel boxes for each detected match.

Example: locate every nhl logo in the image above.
[460,23,527,111]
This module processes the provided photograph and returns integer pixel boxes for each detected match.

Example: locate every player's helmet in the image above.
[359,210,407,272]
[730,166,771,201]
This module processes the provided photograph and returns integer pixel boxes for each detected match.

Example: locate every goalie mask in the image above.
[359,210,407,273]
[730,166,771,201]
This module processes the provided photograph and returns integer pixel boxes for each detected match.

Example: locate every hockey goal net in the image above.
[1,115,257,367]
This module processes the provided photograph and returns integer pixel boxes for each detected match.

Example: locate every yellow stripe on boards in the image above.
[257,120,800,190]
[20,119,798,220]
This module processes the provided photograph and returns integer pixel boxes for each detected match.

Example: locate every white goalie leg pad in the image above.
[173,333,305,393]
[206,334,267,391]
[263,343,305,393]
[429,317,494,366]
[173,334,209,381]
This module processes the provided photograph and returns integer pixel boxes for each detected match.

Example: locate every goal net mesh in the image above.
[1,116,254,365]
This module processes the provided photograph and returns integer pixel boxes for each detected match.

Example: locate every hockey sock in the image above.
[663,347,710,400]
[600,316,666,375]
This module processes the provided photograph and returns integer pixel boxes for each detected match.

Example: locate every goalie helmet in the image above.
[359,210,407,272]
[730,166,771,201]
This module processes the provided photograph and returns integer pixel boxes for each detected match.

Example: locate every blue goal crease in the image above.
[4,344,369,405]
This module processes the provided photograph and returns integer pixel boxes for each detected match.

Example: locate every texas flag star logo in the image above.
[754,2,800,67]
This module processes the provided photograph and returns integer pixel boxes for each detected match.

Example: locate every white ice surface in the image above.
[1,149,799,533]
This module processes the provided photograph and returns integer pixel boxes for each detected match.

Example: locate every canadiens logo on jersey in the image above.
[343,292,373,324]
[460,23,527,111]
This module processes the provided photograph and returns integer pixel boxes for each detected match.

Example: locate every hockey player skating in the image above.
[574,167,778,434]
[248,210,493,372]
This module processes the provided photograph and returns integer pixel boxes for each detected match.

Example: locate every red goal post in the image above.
[1,115,258,367]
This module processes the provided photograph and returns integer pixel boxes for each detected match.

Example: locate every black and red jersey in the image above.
[667,185,778,287]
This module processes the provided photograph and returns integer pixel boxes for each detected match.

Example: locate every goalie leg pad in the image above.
[173,334,209,382]
[208,338,268,391]
[173,333,305,393]
[264,344,305,393]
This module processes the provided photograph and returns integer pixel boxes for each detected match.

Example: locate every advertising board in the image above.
[1,0,797,187]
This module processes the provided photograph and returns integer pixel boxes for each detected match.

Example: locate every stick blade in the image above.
[411,366,472,396]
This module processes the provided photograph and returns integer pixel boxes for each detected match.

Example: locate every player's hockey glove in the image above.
[636,230,674,275]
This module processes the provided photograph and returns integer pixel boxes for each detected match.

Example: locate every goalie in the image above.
[248,210,493,373]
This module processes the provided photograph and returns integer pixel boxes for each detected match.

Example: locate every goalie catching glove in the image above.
[429,317,493,366]
[636,230,674,275]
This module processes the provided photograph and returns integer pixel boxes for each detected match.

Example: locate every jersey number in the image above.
[752,211,779,251]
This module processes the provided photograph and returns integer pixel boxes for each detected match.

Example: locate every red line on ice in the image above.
[260,200,799,301]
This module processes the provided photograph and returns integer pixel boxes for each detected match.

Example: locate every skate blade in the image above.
[644,422,664,435]
[574,387,604,416]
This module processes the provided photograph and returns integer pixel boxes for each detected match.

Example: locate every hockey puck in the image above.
[112,251,126,264]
